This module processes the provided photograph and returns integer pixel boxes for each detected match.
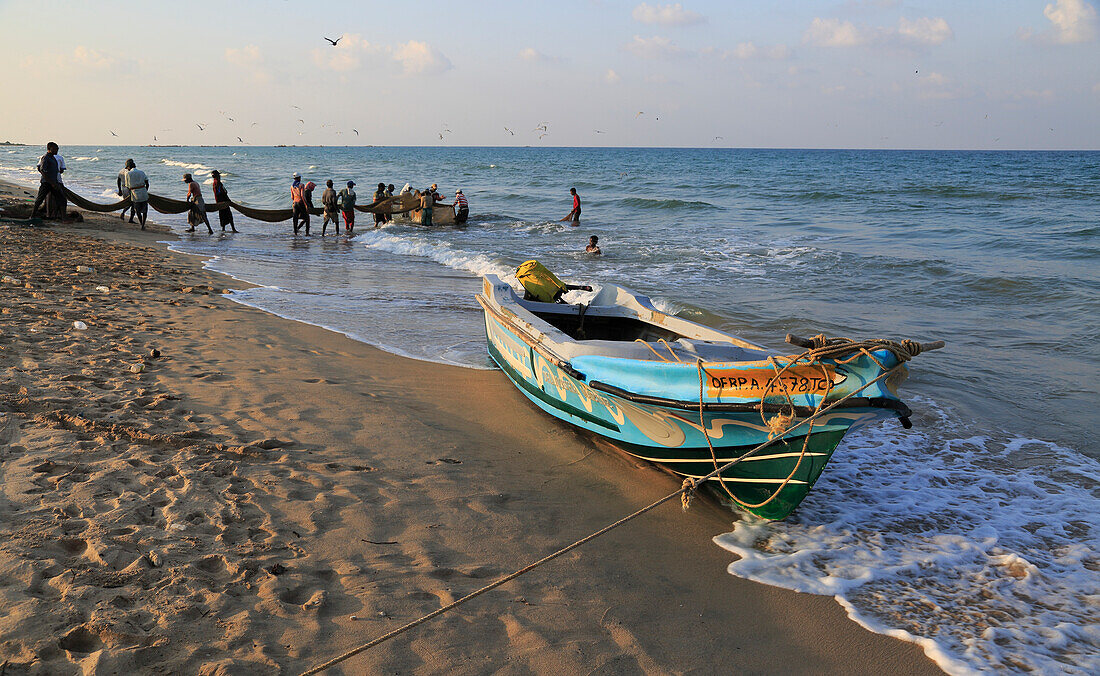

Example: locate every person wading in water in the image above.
[210,170,238,233]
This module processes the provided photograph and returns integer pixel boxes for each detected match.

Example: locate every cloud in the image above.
[706,42,792,60]
[392,41,452,74]
[519,47,560,63]
[21,46,136,75]
[1022,0,1099,43]
[310,34,379,72]
[624,34,686,58]
[804,18,865,47]
[310,35,451,75]
[605,69,622,84]
[916,72,972,100]
[224,45,271,83]
[804,16,954,48]
[224,45,262,67]
[897,17,953,45]
[71,46,117,70]
[632,3,704,26]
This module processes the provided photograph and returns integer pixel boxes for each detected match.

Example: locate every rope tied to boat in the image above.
[300,336,942,674]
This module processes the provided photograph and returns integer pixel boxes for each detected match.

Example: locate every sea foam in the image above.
[714,398,1100,675]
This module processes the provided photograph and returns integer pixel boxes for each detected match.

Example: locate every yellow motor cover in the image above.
[515,260,567,303]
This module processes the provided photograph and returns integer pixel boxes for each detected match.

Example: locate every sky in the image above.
[2,0,1098,149]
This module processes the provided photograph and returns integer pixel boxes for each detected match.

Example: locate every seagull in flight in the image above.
[324,36,342,47]
[251,122,259,127]
[714,136,723,140]
[196,123,206,131]
[298,119,305,124]
[635,111,644,118]
[109,130,118,137]
[237,136,243,143]
[352,129,359,136]
[594,130,605,134]
[153,135,158,142]
[504,127,514,135]
[292,105,301,110]
[533,123,548,132]
[538,133,549,139]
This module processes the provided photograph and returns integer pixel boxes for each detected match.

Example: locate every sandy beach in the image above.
[0,183,943,674]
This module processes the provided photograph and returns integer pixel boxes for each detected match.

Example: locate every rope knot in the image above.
[680,478,697,511]
[766,411,794,439]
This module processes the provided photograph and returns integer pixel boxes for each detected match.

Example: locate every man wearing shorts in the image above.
[338,180,357,234]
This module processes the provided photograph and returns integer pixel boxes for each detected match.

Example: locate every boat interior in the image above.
[482,275,771,363]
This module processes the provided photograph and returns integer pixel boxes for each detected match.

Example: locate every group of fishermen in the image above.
[183,172,470,236]
[29,143,603,252]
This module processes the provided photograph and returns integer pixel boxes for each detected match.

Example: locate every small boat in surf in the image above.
[476,263,941,520]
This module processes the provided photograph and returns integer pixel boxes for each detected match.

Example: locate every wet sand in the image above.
[0,181,943,674]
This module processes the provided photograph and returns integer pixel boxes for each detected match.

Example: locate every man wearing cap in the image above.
[453,189,469,224]
[291,173,309,234]
[210,170,237,233]
[338,180,357,234]
[125,159,150,230]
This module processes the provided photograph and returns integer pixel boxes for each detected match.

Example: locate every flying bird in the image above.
[352,129,359,136]
[714,136,723,140]
[594,130,605,134]
[324,36,342,46]
[109,130,118,137]
[439,133,445,140]
[504,127,514,135]
[251,122,259,127]
[533,122,548,131]
[292,105,301,110]
[538,133,549,139]
[298,119,305,124]
[153,135,157,142]
[225,116,235,122]
[196,123,206,131]
[237,136,243,143]
[635,111,644,118]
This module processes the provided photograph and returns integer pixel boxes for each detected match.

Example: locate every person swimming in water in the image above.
[585,235,601,255]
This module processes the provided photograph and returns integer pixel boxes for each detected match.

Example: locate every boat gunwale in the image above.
[478,292,911,419]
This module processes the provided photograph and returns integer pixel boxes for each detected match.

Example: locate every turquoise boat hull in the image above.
[479,297,907,520]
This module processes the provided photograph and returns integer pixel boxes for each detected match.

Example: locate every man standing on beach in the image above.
[117,161,135,223]
[183,173,213,234]
[338,180,357,234]
[565,187,581,224]
[419,186,435,226]
[291,173,308,234]
[321,179,339,235]
[31,142,64,219]
[210,170,237,233]
[125,159,150,230]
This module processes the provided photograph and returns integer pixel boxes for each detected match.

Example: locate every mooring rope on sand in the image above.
[299,336,943,675]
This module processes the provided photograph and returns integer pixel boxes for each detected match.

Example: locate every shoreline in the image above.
[0,183,943,673]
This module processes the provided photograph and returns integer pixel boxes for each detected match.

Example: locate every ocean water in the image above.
[3,145,1098,674]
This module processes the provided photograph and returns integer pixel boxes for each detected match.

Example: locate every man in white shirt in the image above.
[117,162,135,223]
[124,159,150,229]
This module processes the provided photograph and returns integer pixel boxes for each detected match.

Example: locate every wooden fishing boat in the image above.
[387,194,457,226]
[476,274,935,520]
